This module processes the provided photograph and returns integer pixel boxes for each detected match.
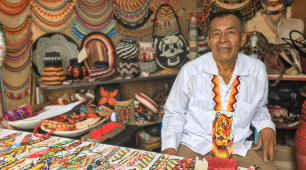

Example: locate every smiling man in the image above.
[161,10,277,169]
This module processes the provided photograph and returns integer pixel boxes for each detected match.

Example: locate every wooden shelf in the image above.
[38,69,179,103]
[40,69,179,91]
[268,74,306,81]
[276,125,299,130]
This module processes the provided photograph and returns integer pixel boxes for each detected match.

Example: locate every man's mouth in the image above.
[218,47,231,52]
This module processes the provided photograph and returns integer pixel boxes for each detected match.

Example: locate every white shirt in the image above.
[161,52,275,156]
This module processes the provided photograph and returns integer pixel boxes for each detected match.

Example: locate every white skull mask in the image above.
[158,34,185,67]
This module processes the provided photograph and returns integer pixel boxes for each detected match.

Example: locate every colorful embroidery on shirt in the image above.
[211,75,241,159]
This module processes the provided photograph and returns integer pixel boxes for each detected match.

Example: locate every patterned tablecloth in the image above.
[0,129,190,170]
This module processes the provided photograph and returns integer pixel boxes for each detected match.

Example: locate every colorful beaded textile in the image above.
[30,0,75,33]
[116,24,156,40]
[0,0,30,17]
[3,56,31,73]
[3,74,30,100]
[33,0,70,11]
[113,0,154,29]
[150,0,184,27]
[70,0,117,40]
[1,16,31,35]
[4,39,32,63]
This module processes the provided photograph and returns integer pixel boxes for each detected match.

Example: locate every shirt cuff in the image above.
[255,119,276,133]
[161,138,179,152]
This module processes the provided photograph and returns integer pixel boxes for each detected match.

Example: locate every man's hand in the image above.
[254,127,277,162]
[161,148,177,156]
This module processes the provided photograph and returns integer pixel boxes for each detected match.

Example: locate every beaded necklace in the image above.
[71,22,117,40]
[116,24,156,40]
[79,0,109,11]
[114,7,154,29]
[6,30,32,52]
[112,0,150,18]
[112,0,146,12]
[71,1,117,40]
[33,0,70,11]
[30,0,74,19]
[0,0,30,17]
[3,56,31,73]
[77,0,110,18]
[30,7,75,33]
[5,40,32,63]
[3,75,30,100]
[74,4,113,25]
[2,16,31,35]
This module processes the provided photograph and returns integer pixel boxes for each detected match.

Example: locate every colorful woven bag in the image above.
[115,39,139,60]
[117,60,140,77]
[137,42,156,61]
[88,61,116,81]
[41,51,66,85]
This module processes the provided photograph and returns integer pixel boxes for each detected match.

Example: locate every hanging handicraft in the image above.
[259,0,293,33]
[30,0,75,33]
[211,0,261,21]
[3,75,30,100]
[32,33,79,76]
[150,0,185,27]
[112,0,154,30]
[198,0,213,36]
[0,0,30,17]
[70,0,117,41]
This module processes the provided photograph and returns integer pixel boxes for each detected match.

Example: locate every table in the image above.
[0,129,188,170]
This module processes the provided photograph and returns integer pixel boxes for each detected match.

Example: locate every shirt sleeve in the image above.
[251,65,276,133]
[161,68,189,151]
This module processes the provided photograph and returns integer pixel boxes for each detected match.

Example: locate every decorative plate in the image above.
[32,32,80,76]
[40,117,108,137]
[81,32,115,70]
[7,119,42,129]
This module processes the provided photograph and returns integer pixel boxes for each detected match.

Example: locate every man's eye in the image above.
[213,32,220,36]
[227,31,234,34]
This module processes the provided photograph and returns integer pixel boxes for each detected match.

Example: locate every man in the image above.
[161,10,277,169]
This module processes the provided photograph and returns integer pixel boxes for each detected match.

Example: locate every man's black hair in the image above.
[207,10,245,36]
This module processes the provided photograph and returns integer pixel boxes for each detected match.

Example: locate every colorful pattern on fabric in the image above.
[137,152,154,169]
[111,147,130,161]
[0,129,189,170]
[210,75,241,159]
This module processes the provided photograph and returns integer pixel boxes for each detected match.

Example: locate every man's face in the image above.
[207,15,246,63]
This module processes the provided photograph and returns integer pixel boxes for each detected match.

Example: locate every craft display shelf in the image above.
[38,69,180,104]
[268,73,306,81]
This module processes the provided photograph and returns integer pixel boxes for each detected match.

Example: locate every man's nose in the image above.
[219,33,228,43]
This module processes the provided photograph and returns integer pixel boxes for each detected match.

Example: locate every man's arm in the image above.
[251,67,276,162]
[161,68,189,154]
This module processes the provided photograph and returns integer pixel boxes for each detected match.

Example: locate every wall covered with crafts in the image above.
[0,0,296,116]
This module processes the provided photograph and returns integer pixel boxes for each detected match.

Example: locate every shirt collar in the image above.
[202,52,250,76]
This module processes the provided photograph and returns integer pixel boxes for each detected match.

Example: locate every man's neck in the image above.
[215,58,237,84]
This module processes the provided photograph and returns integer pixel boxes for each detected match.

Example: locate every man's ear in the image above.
[207,35,211,48]
[240,32,247,46]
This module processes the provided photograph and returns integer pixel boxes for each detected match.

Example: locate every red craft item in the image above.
[90,122,123,140]
[205,157,238,170]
